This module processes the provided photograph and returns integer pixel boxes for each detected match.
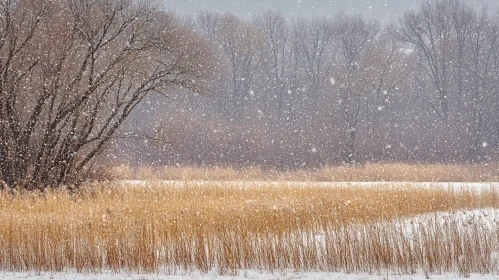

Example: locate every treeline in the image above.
[118,0,499,167]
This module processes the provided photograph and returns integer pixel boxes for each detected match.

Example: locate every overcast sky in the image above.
[163,0,499,21]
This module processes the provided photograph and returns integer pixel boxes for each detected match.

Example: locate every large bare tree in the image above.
[0,0,210,189]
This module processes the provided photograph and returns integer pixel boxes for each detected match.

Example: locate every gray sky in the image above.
[163,0,499,21]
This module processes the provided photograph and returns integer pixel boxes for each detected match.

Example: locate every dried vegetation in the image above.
[106,163,499,182]
[0,182,497,276]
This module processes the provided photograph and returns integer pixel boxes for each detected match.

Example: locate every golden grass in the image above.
[106,163,499,182]
[0,182,498,275]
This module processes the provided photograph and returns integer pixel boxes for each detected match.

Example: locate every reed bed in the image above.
[0,182,497,276]
[106,163,499,182]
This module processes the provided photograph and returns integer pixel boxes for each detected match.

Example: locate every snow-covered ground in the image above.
[4,209,499,279]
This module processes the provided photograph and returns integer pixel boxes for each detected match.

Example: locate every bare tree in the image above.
[361,35,410,161]
[390,0,499,161]
[333,14,380,163]
[466,10,499,161]
[254,11,291,122]
[390,0,456,119]
[0,0,210,189]
[198,12,262,120]
[293,16,336,97]
[447,0,475,105]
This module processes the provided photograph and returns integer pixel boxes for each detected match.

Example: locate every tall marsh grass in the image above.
[0,182,497,276]
[106,163,499,182]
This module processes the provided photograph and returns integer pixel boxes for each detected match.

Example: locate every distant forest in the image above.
[116,0,499,167]
[1,0,498,189]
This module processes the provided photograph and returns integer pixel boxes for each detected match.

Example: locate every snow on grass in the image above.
[3,209,499,279]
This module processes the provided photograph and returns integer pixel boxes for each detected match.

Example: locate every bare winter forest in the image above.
[118,0,499,171]
[0,0,499,188]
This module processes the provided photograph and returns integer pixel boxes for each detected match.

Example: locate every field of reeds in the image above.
[105,163,499,182]
[0,181,498,277]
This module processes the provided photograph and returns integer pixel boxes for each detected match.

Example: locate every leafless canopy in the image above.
[0,0,210,189]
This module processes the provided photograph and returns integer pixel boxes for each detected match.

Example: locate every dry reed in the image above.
[0,182,497,276]
[105,163,499,182]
